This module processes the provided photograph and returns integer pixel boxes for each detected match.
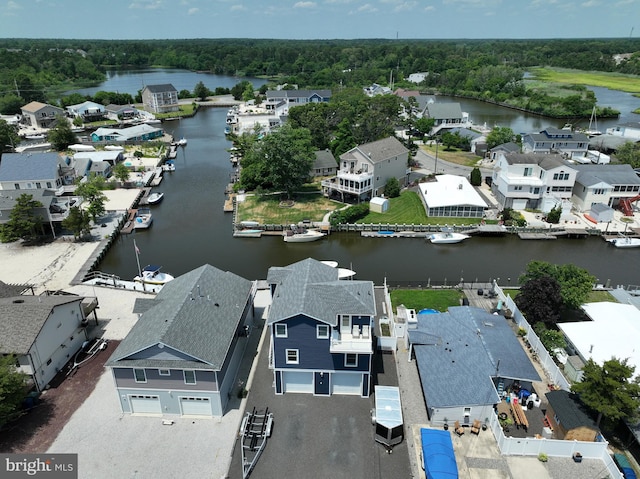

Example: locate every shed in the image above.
[420,428,458,479]
[590,203,614,223]
[545,389,599,442]
[370,196,389,213]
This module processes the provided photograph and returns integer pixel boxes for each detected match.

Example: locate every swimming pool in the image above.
[418,308,439,314]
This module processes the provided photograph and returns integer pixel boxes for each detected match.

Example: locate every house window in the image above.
[286,349,299,364]
[275,324,287,338]
[345,353,358,367]
[14,183,20,190]
[183,370,196,384]
[514,186,522,191]
[317,325,330,339]
[35,182,41,188]
[593,188,605,195]
[134,368,147,383]
[340,315,351,334]
[158,369,170,376]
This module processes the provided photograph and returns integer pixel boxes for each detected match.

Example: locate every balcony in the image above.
[321,172,374,195]
[329,327,373,354]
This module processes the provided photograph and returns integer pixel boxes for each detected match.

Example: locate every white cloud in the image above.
[424,5,435,11]
[356,3,378,12]
[293,1,316,7]
[581,0,600,6]
[393,1,417,12]
[230,4,247,12]
[188,7,199,14]
[129,0,163,10]
[7,0,21,10]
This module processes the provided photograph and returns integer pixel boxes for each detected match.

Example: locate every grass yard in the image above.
[389,289,465,313]
[530,67,640,94]
[236,193,341,224]
[420,145,482,168]
[154,103,197,119]
[499,288,615,303]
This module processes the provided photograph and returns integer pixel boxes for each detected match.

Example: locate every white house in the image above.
[418,174,487,218]
[570,164,640,212]
[522,127,589,159]
[66,101,106,122]
[605,121,640,140]
[407,72,429,84]
[0,294,89,391]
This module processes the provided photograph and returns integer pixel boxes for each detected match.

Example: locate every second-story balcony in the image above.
[329,327,373,354]
[321,172,374,196]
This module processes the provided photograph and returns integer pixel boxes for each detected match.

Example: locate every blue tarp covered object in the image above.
[421,428,458,479]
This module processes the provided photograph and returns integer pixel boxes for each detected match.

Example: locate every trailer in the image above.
[240,407,273,479]
[372,385,404,452]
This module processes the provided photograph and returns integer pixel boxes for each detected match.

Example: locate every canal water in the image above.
[86,70,640,285]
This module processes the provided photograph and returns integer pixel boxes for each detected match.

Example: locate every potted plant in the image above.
[538,453,548,462]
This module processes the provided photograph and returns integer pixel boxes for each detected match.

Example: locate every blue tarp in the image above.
[420,428,458,479]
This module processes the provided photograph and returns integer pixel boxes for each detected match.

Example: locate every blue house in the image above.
[267,258,375,397]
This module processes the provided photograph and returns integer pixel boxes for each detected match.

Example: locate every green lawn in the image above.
[236,193,341,224]
[420,145,483,167]
[530,67,640,93]
[501,288,616,304]
[389,289,464,313]
[357,191,485,226]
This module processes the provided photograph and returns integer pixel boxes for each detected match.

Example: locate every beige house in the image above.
[21,101,64,129]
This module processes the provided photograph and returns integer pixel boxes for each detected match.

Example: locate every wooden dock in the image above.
[518,232,557,240]
[120,209,138,234]
[224,194,235,212]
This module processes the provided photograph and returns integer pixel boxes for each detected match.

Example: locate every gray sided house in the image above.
[570,163,640,212]
[20,101,64,129]
[141,84,179,114]
[311,149,337,177]
[522,127,589,159]
[107,265,256,417]
[408,306,539,426]
[0,295,88,392]
[321,136,409,202]
[267,258,376,397]
[0,152,70,191]
[265,89,332,106]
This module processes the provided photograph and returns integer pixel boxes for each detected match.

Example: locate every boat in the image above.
[283,227,325,243]
[320,260,339,268]
[239,220,260,228]
[25,133,46,140]
[133,208,153,229]
[105,145,124,151]
[162,160,176,172]
[234,229,263,238]
[147,192,164,205]
[134,265,175,284]
[177,137,187,146]
[143,118,161,125]
[608,235,640,248]
[338,268,356,279]
[429,228,470,244]
[584,106,602,137]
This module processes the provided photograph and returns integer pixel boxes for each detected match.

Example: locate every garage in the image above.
[129,395,161,414]
[283,371,314,393]
[331,373,362,395]
[512,199,527,210]
[180,397,212,416]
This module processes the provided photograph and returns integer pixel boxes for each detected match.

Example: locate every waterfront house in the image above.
[0,294,88,392]
[65,101,106,122]
[545,390,600,442]
[0,152,70,191]
[267,258,376,397]
[321,136,409,202]
[522,127,589,159]
[106,265,257,417]
[491,152,577,211]
[421,103,469,134]
[363,83,392,97]
[105,104,138,122]
[141,84,179,114]
[311,149,337,177]
[407,306,540,425]
[265,89,331,106]
[20,101,64,129]
[570,163,640,212]
[91,124,164,143]
[605,121,640,140]
[488,142,521,161]
[418,174,487,218]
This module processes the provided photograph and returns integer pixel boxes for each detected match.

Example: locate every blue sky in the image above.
[1,0,639,40]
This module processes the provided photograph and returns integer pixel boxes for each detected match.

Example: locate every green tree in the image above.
[240,124,315,199]
[470,167,482,186]
[47,116,77,151]
[0,119,20,152]
[230,81,252,101]
[384,177,400,198]
[112,162,131,185]
[0,194,44,243]
[0,354,27,428]
[515,276,563,326]
[61,206,91,240]
[572,357,640,428]
[533,323,567,356]
[75,176,107,223]
[193,81,209,101]
[614,141,640,168]
[546,205,562,224]
[486,126,515,149]
[414,117,435,137]
[0,94,25,115]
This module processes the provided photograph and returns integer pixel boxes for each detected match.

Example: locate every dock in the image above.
[120,209,138,234]
[361,231,427,238]
[224,194,235,212]
[517,232,557,240]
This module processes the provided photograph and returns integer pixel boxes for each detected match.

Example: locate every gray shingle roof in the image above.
[266,89,331,99]
[313,150,337,169]
[0,280,32,298]
[574,164,640,187]
[409,306,540,409]
[0,189,56,213]
[341,136,408,165]
[426,103,463,120]
[490,142,520,153]
[546,389,598,432]
[143,84,177,93]
[107,265,253,370]
[503,153,566,169]
[0,153,61,182]
[267,258,375,326]
[0,295,83,354]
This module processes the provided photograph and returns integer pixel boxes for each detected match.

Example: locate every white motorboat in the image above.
[608,236,640,248]
[239,220,260,228]
[233,229,262,238]
[429,228,470,244]
[147,192,164,205]
[283,228,325,243]
[177,137,187,146]
[134,265,174,285]
[133,208,153,229]
[105,145,124,151]
[162,160,175,172]
[25,133,46,140]
[320,260,339,268]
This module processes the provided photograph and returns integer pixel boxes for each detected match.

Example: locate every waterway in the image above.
[84,70,640,286]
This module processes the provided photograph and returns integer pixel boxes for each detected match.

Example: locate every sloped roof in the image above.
[546,389,598,432]
[266,258,375,326]
[143,84,177,93]
[340,136,408,165]
[490,142,521,153]
[574,163,640,187]
[503,153,568,170]
[313,150,337,170]
[409,306,540,409]
[0,153,61,182]
[0,189,56,213]
[525,128,589,142]
[0,295,83,354]
[21,101,62,113]
[107,264,253,370]
[426,103,463,120]
[266,89,331,99]
[0,280,32,298]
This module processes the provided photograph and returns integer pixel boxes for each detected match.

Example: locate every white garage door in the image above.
[180,397,212,416]
[331,373,362,395]
[512,199,527,210]
[130,395,161,414]
[283,371,313,393]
